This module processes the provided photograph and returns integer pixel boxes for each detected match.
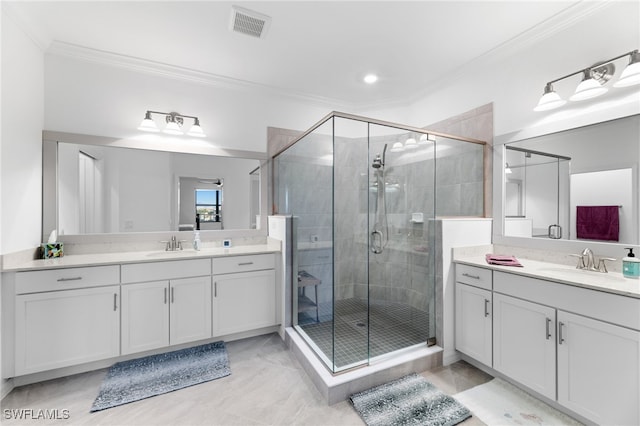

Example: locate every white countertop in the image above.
[3,243,281,272]
[454,255,640,299]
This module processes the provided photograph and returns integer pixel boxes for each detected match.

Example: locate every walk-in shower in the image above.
[273,112,485,373]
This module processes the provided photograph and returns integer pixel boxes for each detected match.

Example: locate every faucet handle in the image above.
[596,257,616,273]
[569,253,586,269]
[160,240,171,251]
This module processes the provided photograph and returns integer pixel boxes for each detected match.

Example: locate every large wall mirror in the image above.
[42,132,268,241]
[501,114,639,246]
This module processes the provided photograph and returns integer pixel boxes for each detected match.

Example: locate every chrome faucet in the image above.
[582,248,595,270]
[161,235,184,251]
[570,248,615,273]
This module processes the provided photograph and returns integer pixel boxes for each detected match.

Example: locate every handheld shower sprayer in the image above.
[372,144,388,169]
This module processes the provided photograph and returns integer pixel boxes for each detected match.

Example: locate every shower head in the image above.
[372,144,389,169]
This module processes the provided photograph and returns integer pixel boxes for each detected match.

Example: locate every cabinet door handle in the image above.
[463,273,480,280]
[113,293,118,311]
[57,276,82,282]
[164,287,168,304]
[171,287,175,303]
[484,299,490,317]
[214,282,217,298]
[238,262,254,266]
[546,318,552,340]
[558,321,565,344]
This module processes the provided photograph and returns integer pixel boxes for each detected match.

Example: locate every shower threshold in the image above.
[285,327,443,404]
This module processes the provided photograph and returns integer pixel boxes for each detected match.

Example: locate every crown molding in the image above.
[46,41,357,110]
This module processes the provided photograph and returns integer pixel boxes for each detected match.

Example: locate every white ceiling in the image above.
[7,1,586,108]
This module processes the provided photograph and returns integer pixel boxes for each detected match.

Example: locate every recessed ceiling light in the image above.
[364,74,378,84]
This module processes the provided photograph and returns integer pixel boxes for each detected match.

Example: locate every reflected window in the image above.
[195,189,222,223]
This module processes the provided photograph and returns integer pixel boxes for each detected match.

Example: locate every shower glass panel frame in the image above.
[273,112,485,374]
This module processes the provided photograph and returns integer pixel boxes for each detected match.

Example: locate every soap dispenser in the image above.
[622,248,640,279]
[193,231,201,251]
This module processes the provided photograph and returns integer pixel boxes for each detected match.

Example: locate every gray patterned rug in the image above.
[350,374,471,426]
[91,341,230,412]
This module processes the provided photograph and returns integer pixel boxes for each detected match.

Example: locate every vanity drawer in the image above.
[212,253,275,275]
[455,264,492,290]
[15,265,120,294]
[121,259,211,283]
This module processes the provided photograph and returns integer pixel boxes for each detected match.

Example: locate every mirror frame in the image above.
[42,130,270,243]
[493,115,640,258]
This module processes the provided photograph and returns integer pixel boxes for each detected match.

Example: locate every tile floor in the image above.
[1,333,492,425]
[299,298,430,369]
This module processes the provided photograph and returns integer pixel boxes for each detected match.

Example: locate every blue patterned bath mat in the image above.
[91,341,230,412]
[350,373,471,426]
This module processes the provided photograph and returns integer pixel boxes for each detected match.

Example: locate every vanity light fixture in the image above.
[138,111,206,137]
[534,49,640,112]
[505,163,513,174]
[404,137,418,150]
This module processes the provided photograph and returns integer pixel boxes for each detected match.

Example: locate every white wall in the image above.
[1,10,45,254]
[44,54,336,153]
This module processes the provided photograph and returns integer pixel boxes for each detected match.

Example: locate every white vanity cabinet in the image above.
[121,259,212,355]
[212,254,277,336]
[454,265,493,366]
[457,267,640,425]
[557,310,640,426]
[492,293,556,400]
[14,266,121,375]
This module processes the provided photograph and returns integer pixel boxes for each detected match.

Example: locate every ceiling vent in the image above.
[229,6,271,39]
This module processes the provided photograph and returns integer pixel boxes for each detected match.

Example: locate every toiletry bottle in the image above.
[622,248,640,279]
[193,231,201,251]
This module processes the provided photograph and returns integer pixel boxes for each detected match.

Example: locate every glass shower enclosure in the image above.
[274,112,485,373]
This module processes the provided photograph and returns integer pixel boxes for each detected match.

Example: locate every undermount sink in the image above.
[536,266,627,283]
[145,250,197,258]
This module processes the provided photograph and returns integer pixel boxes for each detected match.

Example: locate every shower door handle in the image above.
[371,230,383,254]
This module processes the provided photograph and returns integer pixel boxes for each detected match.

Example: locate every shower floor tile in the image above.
[299,298,430,369]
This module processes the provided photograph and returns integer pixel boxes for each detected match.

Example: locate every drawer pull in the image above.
[238,262,254,266]
[462,273,480,280]
[484,299,490,317]
[57,276,82,282]
[546,318,552,340]
[558,321,565,344]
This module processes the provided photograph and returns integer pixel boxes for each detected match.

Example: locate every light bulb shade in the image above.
[404,138,417,149]
[389,142,404,152]
[534,83,566,111]
[138,112,159,132]
[570,70,607,101]
[187,123,206,137]
[418,134,435,144]
[614,51,640,87]
[505,163,513,174]
[163,120,183,135]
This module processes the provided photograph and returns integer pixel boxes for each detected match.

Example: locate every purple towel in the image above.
[576,206,619,241]
[485,254,523,267]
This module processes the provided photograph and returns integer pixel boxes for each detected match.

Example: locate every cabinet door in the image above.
[493,293,556,399]
[558,311,640,425]
[213,269,277,336]
[15,286,120,375]
[455,282,492,366]
[170,276,212,345]
[121,281,169,355]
